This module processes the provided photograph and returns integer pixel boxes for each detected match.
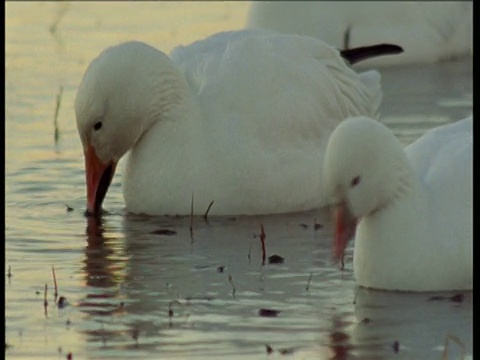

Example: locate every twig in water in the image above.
[306,272,313,291]
[343,24,351,49]
[247,241,253,262]
[189,192,194,237]
[260,224,266,265]
[228,274,236,297]
[441,334,466,360]
[52,266,58,299]
[203,200,214,222]
[168,301,174,327]
[43,284,48,311]
[131,329,140,346]
[53,86,63,144]
[49,2,69,34]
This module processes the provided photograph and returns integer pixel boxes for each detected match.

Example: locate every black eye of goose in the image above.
[93,121,103,131]
[351,176,361,187]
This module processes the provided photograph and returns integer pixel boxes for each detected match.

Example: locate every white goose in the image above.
[75,29,402,216]
[323,116,472,291]
[247,2,472,66]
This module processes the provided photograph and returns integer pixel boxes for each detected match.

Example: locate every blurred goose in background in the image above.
[323,115,472,291]
[75,29,402,216]
[247,1,472,67]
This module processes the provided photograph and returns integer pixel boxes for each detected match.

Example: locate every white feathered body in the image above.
[123,30,382,215]
[354,117,472,290]
[247,2,472,66]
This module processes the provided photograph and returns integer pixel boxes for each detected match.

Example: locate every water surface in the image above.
[5,2,472,359]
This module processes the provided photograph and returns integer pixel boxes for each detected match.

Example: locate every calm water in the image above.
[5,2,472,360]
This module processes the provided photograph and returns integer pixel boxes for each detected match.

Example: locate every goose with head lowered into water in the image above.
[323,115,472,291]
[75,29,402,217]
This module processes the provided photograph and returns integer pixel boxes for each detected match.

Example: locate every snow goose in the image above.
[75,29,402,216]
[323,116,472,291]
[247,2,472,66]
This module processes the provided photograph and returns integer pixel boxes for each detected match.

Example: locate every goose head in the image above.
[323,116,410,261]
[75,41,187,215]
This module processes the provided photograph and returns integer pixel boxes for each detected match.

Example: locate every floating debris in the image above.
[268,255,284,264]
[258,308,280,318]
[150,229,177,236]
[314,217,323,230]
[450,293,464,303]
[278,347,295,355]
[428,293,465,303]
[391,341,400,353]
[57,296,68,309]
[299,223,308,229]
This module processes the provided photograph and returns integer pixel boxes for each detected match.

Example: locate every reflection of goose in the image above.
[350,288,472,359]
[293,288,472,359]
[77,210,341,355]
[78,211,471,358]
[323,116,472,291]
[247,2,472,66]
[75,29,402,216]
[78,217,129,345]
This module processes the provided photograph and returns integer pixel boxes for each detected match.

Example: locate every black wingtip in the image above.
[341,44,404,65]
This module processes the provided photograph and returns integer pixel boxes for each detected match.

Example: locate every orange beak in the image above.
[333,203,357,263]
[84,144,117,216]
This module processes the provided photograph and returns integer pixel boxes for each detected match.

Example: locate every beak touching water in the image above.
[333,203,357,264]
[84,144,117,216]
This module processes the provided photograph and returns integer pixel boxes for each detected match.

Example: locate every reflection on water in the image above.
[6,2,472,359]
